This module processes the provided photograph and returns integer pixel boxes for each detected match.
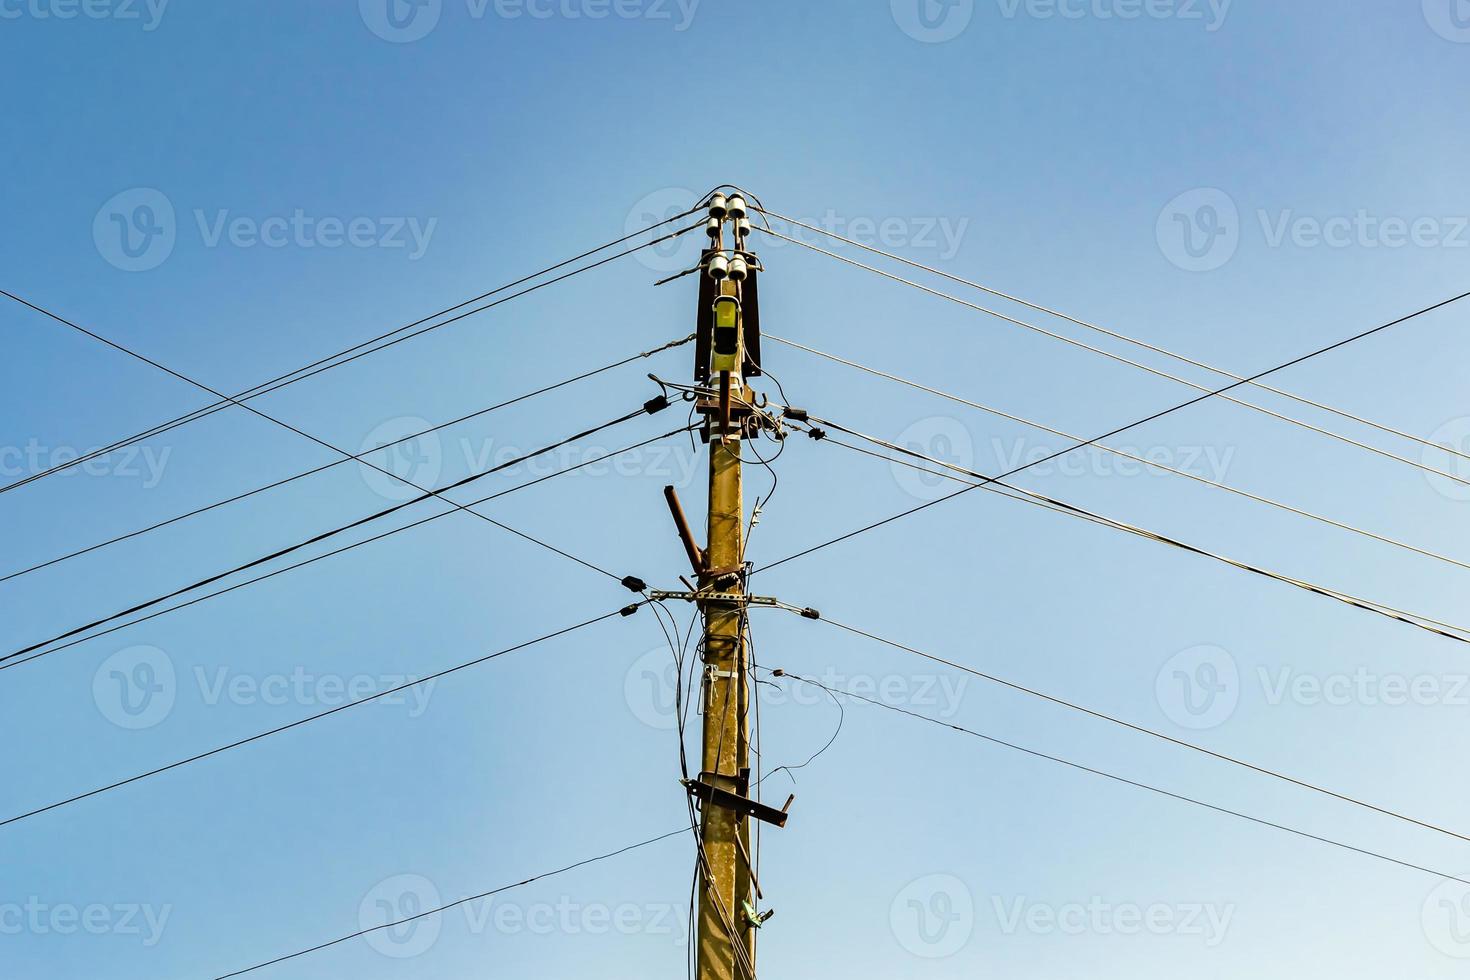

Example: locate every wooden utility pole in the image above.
[671,192,777,980]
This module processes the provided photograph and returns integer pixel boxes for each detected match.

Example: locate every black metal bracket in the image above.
[683,779,794,828]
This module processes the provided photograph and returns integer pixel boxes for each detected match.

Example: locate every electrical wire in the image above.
[768,332,1470,575]
[1,606,640,828]
[0,213,705,495]
[757,286,1470,576]
[1,334,695,584]
[767,668,1470,889]
[753,204,1470,467]
[1,422,694,673]
[802,417,1470,645]
[753,226,1470,490]
[2,295,682,648]
[807,611,1470,846]
[213,827,691,980]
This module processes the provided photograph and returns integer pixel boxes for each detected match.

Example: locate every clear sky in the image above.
[4,2,1470,978]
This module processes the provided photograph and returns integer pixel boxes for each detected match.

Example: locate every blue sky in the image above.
[4,2,1470,977]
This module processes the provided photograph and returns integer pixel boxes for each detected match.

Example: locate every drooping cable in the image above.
[753,226,1470,489]
[802,417,1470,645]
[767,668,1470,888]
[213,827,691,980]
[1,606,640,828]
[0,213,703,495]
[753,204,1470,467]
[769,332,1470,574]
[758,286,1470,576]
[2,334,694,583]
[806,611,1470,846]
[3,409,681,668]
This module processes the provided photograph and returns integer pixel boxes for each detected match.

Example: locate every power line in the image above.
[804,417,1470,645]
[757,287,1470,576]
[809,612,1470,846]
[767,668,1470,888]
[0,213,703,495]
[2,292,678,622]
[753,204,1470,467]
[213,827,691,980]
[0,426,692,675]
[754,226,1470,490]
[2,408,679,669]
[1,334,694,584]
[1,606,640,829]
[769,332,1470,574]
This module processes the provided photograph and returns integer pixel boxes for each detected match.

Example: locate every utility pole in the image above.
[660,192,786,980]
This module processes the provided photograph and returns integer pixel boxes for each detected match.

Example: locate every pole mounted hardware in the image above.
[683,778,795,829]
